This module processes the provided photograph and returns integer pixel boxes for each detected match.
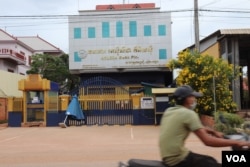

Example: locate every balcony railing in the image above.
[0,48,26,64]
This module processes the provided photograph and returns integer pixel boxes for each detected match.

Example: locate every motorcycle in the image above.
[118,133,250,167]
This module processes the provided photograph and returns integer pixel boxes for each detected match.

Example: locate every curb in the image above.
[0,123,8,129]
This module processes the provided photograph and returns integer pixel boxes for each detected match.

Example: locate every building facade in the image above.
[0,29,64,75]
[0,29,64,98]
[183,29,250,111]
[0,30,32,75]
[68,3,173,87]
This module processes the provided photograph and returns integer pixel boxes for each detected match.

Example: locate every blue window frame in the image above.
[74,28,81,39]
[158,25,166,36]
[116,21,123,37]
[159,49,167,59]
[88,27,95,38]
[144,25,151,36]
[74,52,81,62]
[102,22,110,38]
[129,21,137,37]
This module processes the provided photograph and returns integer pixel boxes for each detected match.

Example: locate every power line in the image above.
[1,9,249,23]
[1,8,250,18]
[1,8,250,30]
[199,8,250,13]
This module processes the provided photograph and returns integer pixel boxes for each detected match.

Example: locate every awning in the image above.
[151,88,176,94]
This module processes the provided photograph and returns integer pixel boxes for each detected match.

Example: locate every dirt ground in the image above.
[0,125,230,167]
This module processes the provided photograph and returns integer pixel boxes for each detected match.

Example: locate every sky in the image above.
[1,0,250,58]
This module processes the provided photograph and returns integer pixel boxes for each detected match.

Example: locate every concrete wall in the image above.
[0,98,7,120]
[0,70,25,97]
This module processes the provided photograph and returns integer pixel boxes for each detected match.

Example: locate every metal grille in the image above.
[12,97,23,111]
[48,91,58,112]
[67,119,85,126]
[77,76,133,125]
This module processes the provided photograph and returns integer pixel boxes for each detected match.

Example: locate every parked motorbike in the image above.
[118,134,250,167]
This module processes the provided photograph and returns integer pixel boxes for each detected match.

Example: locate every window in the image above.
[227,39,232,53]
[102,22,110,38]
[116,21,123,37]
[129,21,137,37]
[144,25,151,36]
[220,40,226,55]
[74,52,81,62]
[27,91,44,104]
[158,25,166,36]
[28,56,31,65]
[8,69,14,73]
[88,27,96,38]
[74,28,81,39]
[159,49,167,59]
[107,5,114,10]
[133,4,141,8]
[20,51,25,55]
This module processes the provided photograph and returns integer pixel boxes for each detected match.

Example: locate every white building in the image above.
[69,3,172,75]
[0,29,64,75]
[0,29,64,97]
[0,30,31,75]
[68,3,173,89]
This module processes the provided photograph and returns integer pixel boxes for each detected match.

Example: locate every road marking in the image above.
[0,136,20,143]
[130,127,134,140]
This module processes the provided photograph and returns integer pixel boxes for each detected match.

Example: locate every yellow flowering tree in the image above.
[168,50,241,116]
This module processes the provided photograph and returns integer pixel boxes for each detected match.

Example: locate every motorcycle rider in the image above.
[159,85,250,167]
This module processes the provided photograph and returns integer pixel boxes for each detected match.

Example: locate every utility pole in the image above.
[194,0,200,52]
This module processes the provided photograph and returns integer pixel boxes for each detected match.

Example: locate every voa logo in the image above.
[226,155,247,163]
[222,151,250,167]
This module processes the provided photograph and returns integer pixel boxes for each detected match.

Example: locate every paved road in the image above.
[0,125,230,167]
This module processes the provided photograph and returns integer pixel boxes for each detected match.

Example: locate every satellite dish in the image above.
[79,50,88,59]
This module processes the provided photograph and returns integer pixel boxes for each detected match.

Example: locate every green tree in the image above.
[168,50,241,116]
[26,53,79,94]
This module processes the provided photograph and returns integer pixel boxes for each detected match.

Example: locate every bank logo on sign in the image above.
[222,151,250,167]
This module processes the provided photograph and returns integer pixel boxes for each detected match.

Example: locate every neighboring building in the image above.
[68,3,173,87]
[0,29,64,97]
[0,29,32,75]
[182,28,250,111]
[17,36,63,56]
[0,29,64,75]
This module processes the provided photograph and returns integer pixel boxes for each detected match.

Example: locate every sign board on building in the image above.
[156,96,169,102]
[140,97,154,109]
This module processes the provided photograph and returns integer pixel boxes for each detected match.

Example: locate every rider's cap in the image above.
[173,85,203,100]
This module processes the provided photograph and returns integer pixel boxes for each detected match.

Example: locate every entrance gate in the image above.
[76,76,133,125]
